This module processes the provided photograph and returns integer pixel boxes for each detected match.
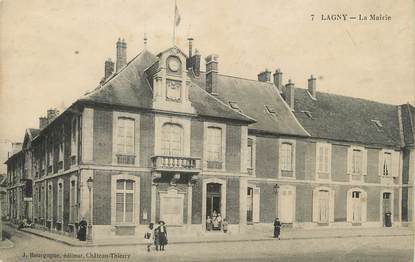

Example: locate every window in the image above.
[247,138,254,172]
[207,127,223,162]
[382,152,392,176]
[280,143,293,171]
[48,150,53,172]
[69,178,78,223]
[71,117,78,165]
[115,179,135,223]
[57,181,63,221]
[352,149,362,174]
[117,117,135,155]
[161,123,184,156]
[316,143,331,179]
[58,142,64,170]
[116,117,135,165]
[47,183,53,220]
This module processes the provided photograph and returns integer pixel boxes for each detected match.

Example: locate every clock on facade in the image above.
[167,56,181,73]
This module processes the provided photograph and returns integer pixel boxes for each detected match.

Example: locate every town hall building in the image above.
[5,37,414,241]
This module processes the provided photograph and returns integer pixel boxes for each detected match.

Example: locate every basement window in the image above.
[301,110,313,119]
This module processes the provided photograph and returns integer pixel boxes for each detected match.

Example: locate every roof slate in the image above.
[79,50,253,123]
[293,88,402,147]
[190,73,309,137]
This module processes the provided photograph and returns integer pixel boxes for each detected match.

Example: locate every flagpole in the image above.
[172,0,176,46]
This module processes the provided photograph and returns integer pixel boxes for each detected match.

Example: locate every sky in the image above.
[0,0,414,171]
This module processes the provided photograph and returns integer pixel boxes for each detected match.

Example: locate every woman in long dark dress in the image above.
[78,217,87,241]
[273,218,281,239]
[157,221,168,251]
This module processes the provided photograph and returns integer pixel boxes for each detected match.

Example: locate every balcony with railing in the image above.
[151,155,201,173]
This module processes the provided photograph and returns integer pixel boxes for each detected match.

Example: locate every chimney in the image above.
[47,108,59,124]
[283,79,295,110]
[39,117,48,129]
[186,39,201,76]
[205,54,219,94]
[258,70,271,82]
[308,74,317,98]
[273,69,283,90]
[116,38,127,72]
[104,58,114,80]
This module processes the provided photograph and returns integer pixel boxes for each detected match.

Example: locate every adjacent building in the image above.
[5,38,414,241]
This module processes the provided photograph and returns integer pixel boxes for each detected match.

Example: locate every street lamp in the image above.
[86,177,93,242]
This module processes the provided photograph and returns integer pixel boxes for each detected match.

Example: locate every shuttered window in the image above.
[161,123,184,156]
[115,179,135,223]
[280,143,293,171]
[116,117,135,155]
[57,181,63,221]
[207,127,222,162]
[383,152,392,176]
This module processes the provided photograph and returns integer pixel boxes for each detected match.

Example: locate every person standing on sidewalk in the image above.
[144,223,154,252]
[156,221,168,251]
[273,218,281,239]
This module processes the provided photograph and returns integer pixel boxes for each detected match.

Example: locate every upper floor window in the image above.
[378,150,399,178]
[58,142,64,171]
[316,143,331,179]
[207,127,223,167]
[382,152,392,176]
[280,143,293,171]
[71,117,78,165]
[161,123,184,156]
[347,146,367,178]
[247,138,254,173]
[278,140,296,178]
[117,117,135,155]
[115,179,135,223]
[352,149,362,174]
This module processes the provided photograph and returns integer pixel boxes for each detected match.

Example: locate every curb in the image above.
[18,228,414,247]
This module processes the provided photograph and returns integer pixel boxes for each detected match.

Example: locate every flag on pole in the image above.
[174,2,181,26]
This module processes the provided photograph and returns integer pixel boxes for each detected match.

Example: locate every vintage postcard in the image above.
[0,0,414,261]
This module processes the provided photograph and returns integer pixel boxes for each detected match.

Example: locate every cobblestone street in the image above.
[1,224,413,262]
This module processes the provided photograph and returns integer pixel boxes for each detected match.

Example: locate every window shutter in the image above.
[253,187,260,223]
[312,189,318,222]
[346,192,352,222]
[347,147,353,174]
[361,193,367,222]
[392,151,400,178]
[378,150,383,176]
[362,149,367,176]
[327,144,332,175]
[329,190,335,223]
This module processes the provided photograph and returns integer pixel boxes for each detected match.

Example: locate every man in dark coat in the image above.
[273,218,281,239]
[77,217,87,241]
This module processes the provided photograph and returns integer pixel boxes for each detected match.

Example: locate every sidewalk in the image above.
[18,225,414,247]
[0,239,14,249]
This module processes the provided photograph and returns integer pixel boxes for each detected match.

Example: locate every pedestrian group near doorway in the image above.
[144,220,168,252]
[206,210,229,232]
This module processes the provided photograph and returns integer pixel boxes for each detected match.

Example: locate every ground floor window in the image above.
[312,187,334,224]
[347,188,367,223]
[111,174,140,225]
[278,186,295,223]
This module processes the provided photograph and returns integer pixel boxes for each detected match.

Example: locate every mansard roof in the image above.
[189,73,310,137]
[293,88,402,148]
[79,49,254,123]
